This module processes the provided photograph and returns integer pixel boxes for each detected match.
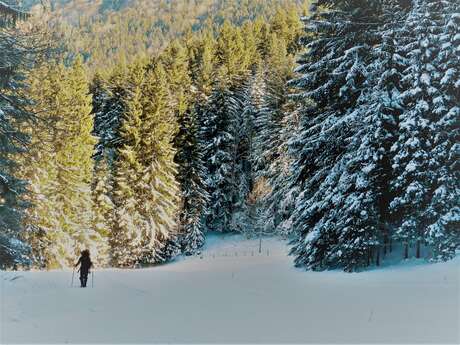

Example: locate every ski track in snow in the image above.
[1,234,459,344]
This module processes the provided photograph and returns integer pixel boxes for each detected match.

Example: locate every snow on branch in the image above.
[0,1,29,25]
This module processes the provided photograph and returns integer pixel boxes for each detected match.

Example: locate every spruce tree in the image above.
[111,62,145,267]
[138,62,180,263]
[391,0,460,261]
[200,79,242,232]
[0,0,33,268]
[20,64,61,268]
[162,41,208,254]
[92,63,129,162]
[111,61,181,266]
[175,100,208,254]
[287,0,389,271]
[229,78,255,234]
[215,21,248,78]
[23,60,107,268]
[92,154,114,267]
[188,29,215,94]
[251,36,298,237]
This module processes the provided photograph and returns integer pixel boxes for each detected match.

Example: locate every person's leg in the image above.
[82,270,88,287]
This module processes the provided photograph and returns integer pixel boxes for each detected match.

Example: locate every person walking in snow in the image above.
[75,249,92,288]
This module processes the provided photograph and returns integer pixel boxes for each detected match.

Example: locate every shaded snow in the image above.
[1,234,459,344]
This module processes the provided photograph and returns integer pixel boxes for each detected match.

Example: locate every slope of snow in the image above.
[1,234,459,344]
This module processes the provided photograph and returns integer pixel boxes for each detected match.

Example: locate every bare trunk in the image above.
[404,243,409,259]
[376,247,380,266]
[416,240,421,259]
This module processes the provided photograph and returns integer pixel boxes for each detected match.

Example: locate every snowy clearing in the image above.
[1,234,459,344]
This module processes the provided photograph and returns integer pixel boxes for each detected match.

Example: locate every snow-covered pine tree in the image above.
[111,62,145,267]
[0,0,28,26]
[20,64,62,268]
[391,0,460,261]
[427,2,460,258]
[161,41,207,255]
[200,78,242,232]
[92,154,114,267]
[174,93,209,254]
[0,0,33,268]
[22,59,108,268]
[288,0,389,271]
[251,34,299,237]
[55,58,108,266]
[137,62,180,263]
[355,0,410,260]
[233,72,265,237]
[229,76,255,234]
[111,60,181,267]
[92,64,128,162]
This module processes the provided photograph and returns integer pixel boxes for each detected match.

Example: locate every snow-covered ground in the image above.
[1,234,459,344]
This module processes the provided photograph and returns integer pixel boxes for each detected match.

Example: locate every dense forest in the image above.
[1,0,459,272]
[25,0,307,70]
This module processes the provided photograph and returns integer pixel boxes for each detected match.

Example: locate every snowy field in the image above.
[1,234,459,344]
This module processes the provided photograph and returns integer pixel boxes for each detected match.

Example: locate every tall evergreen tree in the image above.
[251,35,298,237]
[92,154,114,267]
[138,62,180,263]
[174,96,208,254]
[391,0,460,261]
[92,64,128,162]
[111,61,180,266]
[23,60,107,268]
[200,79,242,232]
[287,0,390,271]
[111,62,146,267]
[0,0,34,268]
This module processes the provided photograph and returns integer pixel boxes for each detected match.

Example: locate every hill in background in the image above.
[26,0,308,70]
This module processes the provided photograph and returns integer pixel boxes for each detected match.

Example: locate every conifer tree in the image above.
[23,60,107,268]
[391,0,460,261]
[138,62,180,263]
[0,0,34,268]
[111,61,181,266]
[92,154,114,267]
[92,63,129,162]
[252,71,298,236]
[174,97,208,254]
[188,29,215,94]
[200,79,242,232]
[229,78,255,234]
[215,21,248,78]
[287,0,389,271]
[111,63,145,267]
[162,41,208,254]
[20,64,61,268]
[171,70,209,254]
[56,58,107,266]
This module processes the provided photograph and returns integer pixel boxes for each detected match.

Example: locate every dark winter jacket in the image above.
[75,255,93,273]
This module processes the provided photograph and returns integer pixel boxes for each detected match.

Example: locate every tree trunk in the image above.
[389,238,393,253]
[416,240,421,259]
[404,243,409,259]
[376,247,380,266]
